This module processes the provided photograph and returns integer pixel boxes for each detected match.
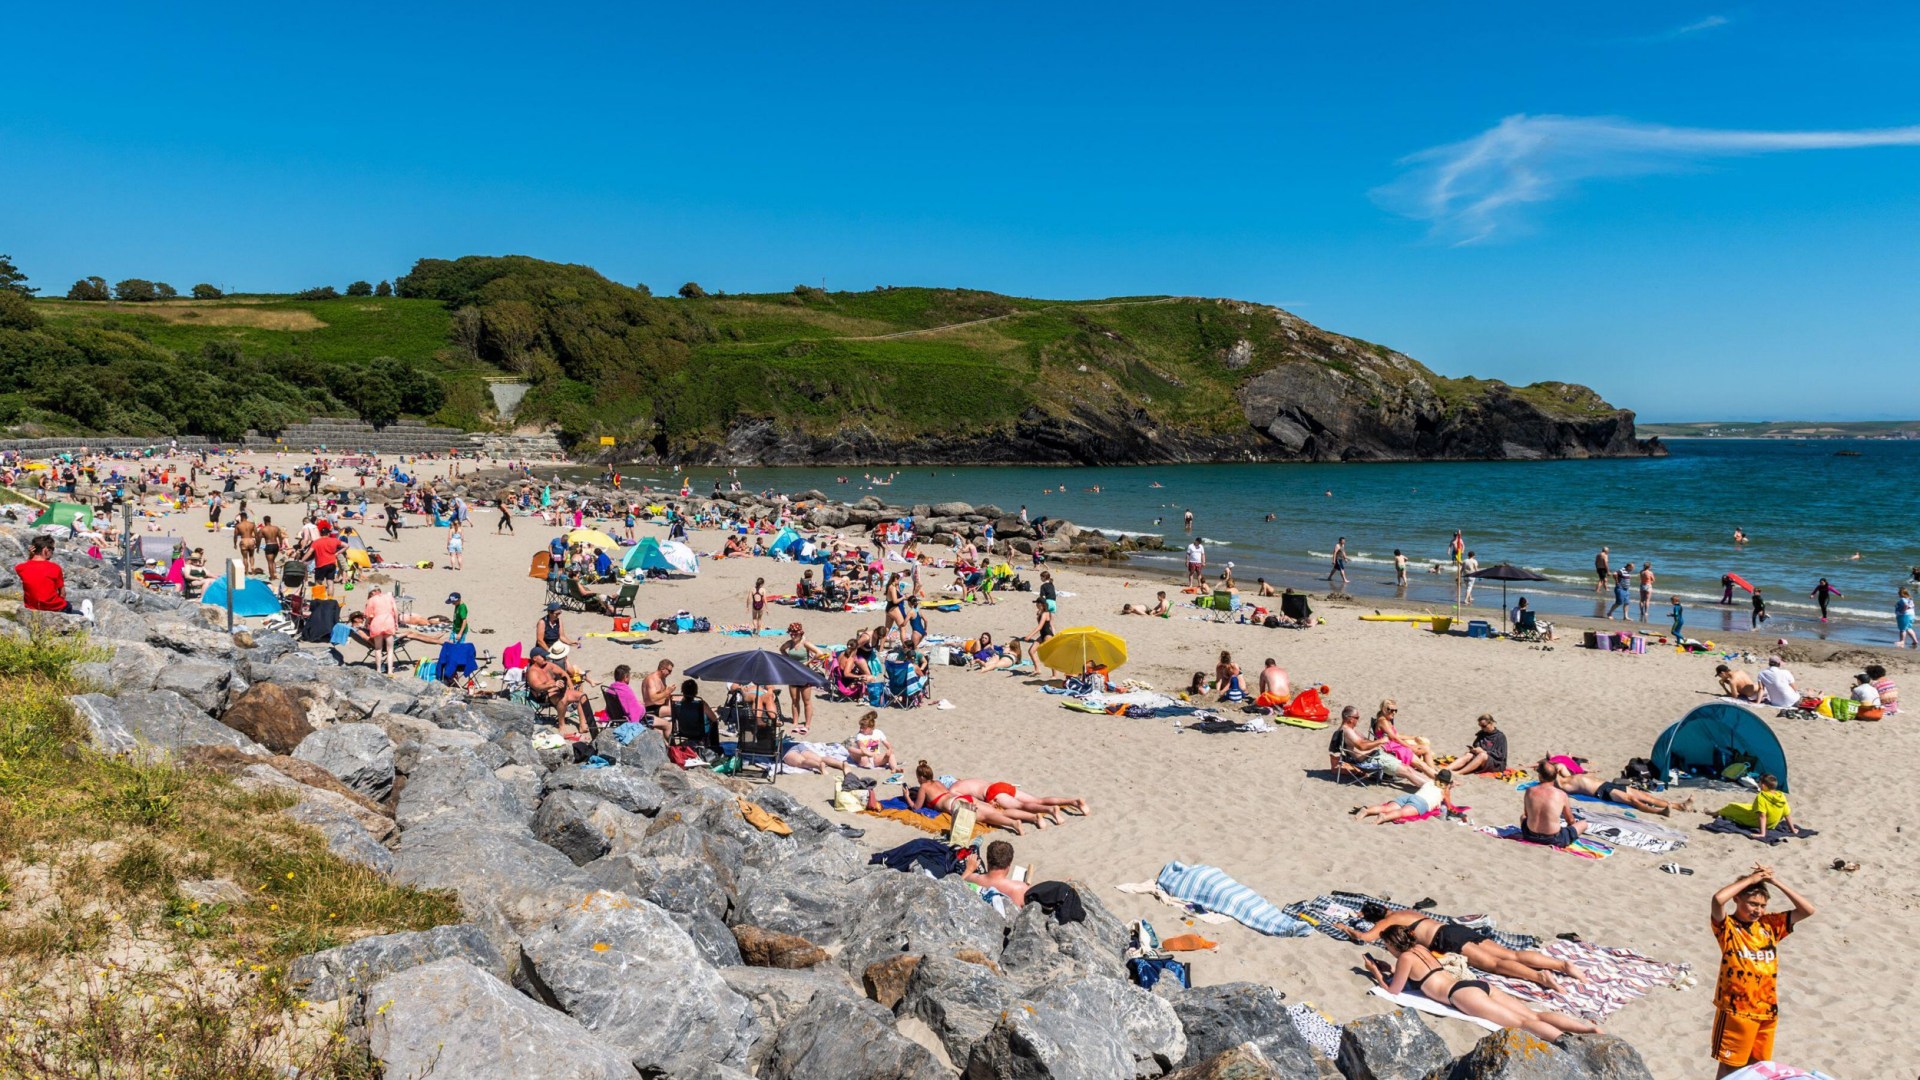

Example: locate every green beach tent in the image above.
[31,502,93,530]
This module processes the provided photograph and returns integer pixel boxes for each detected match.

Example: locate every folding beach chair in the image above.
[883,656,929,709]
[608,582,640,619]
[1327,728,1389,786]
[601,689,631,726]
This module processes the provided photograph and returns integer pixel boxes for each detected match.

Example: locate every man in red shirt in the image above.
[16,536,93,620]
[308,521,344,583]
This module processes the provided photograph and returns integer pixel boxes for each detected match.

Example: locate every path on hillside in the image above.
[841,295,1194,341]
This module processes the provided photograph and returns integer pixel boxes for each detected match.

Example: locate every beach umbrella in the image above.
[622,537,700,576]
[200,576,282,618]
[685,648,825,688]
[567,528,620,551]
[1036,626,1129,674]
[1467,562,1547,632]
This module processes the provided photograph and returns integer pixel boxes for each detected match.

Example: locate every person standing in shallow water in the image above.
[1607,565,1632,621]
[1810,578,1841,622]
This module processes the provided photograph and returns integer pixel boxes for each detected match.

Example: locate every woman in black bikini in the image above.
[1338,903,1583,990]
[1366,925,1602,1040]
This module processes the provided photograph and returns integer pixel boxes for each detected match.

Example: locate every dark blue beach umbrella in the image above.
[684,648,825,688]
[1467,562,1548,632]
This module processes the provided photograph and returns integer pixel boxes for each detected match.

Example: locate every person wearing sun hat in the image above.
[447,591,469,639]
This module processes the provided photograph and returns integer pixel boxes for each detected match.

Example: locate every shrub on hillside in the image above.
[113,279,159,302]
[294,285,339,301]
[191,283,223,299]
[66,277,110,301]
[346,280,373,297]
[678,281,706,298]
[374,279,392,297]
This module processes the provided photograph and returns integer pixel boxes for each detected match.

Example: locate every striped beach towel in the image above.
[1153,861,1311,937]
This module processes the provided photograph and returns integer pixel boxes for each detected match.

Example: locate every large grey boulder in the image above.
[964,989,1136,1080]
[1335,1010,1451,1080]
[1443,1031,1654,1080]
[999,892,1127,992]
[105,640,167,692]
[87,598,153,643]
[836,872,1007,975]
[547,763,668,816]
[282,795,395,874]
[722,965,867,1075]
[1038,976,1186,1078]
[591,724,669,770]
[292,723,395,801]
[290,924,505,1002]
[152,657,231,713]
[899,953,1021,1065]
[1168,1043,1300,1079]
[588,852,734,921]
[72,690,265,761]
[762,989,947,1080]
[533,789,647,866]
[146,622,235,660]
[390,815,596,935]
[1173,983,1322,1075]
[518,891,759,1076]
[734,864,872,947]
[363,959,636,1080]
[396,749,529,830]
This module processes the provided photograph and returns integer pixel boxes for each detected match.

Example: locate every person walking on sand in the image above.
[750,576,768,634]
[497,497,514,534]
[1185,538,1206,589]
[1670,595,1685,641]
[1461,551,1479,602]
[1594,545,1609,594]
[1607,565,1632,620]
[1710,865,1814,1077]
[1327,537,1349,589]
[1810,577,1841,622]
[1897,587,1918,648]
[1638,562,1656,623]
[446,520,464,571]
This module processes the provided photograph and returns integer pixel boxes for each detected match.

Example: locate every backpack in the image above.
[1620,757,1657,788]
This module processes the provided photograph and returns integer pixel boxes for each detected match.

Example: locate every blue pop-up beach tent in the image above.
[201,576,283,618]
[768,526,803,557]
[622,536,699,576]
[1651,701,1790,791]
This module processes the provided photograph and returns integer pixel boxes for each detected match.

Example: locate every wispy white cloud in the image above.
[1378,114,1920,243]
[1658,14,1731,39]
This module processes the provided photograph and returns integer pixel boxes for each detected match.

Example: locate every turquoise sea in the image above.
[607,440,1920,646]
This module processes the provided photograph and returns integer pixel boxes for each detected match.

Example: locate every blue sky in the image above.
[6,2,1917,421]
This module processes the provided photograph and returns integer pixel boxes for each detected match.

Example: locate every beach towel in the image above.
[1574,807,1690,854]
[1701,817,1819,845]
[1281,893,1538,951]
[1284,1004,1342,1060]
[1111,881,1235,925]
[860,797,991,840]
[1366,985,1502,1032]
[1152,861,1312,937]
[1475,824,1614,860]
[1478,939,1689,1021]
[1386,804,1468,824]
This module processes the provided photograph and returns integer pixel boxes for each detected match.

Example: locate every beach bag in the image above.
[1283,686,1331,723]
[1828,697,1858,721]
[1127,956,1190,991]
[1620,758,1657,788]
[1263,614,1281,628]
[1857,705,1885,721]
[612,617,631,632]
[930,645,951,666]
[675,612,695,632]
[690,616,711,633]
[946,800,977,845]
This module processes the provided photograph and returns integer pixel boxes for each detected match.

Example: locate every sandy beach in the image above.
[120,453,1912,1078]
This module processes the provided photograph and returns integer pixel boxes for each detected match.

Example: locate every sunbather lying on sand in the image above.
[949,777,1088,824]
[905,761,1062,834]
[1353,769,1457,824]
[1337,904,1584,991]
[1365,926,1603,1039]
[1120,591,1170,616]
[1555,765,1694,815]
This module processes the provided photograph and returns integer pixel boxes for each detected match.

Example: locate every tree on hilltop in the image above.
[67,276,110,301]
[192,283,224,299]
[153,282,177,300]
[374,280,392,297]
[296,285,340,301]
[347,280,373,297]
[0,254,34,295]
[677,282,706,299]
[114,278,159,302]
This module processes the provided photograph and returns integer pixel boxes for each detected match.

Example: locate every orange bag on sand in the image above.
[1283,686,1332,722]
[1161,934,1218,952]
[1254,692,1288,709]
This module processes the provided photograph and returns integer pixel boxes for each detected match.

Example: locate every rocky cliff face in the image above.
[635,363,1656,467]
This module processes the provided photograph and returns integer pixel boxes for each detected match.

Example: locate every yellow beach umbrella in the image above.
[1036,626,1129,673]
[22,462,49,471]
[567,528,620,550]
